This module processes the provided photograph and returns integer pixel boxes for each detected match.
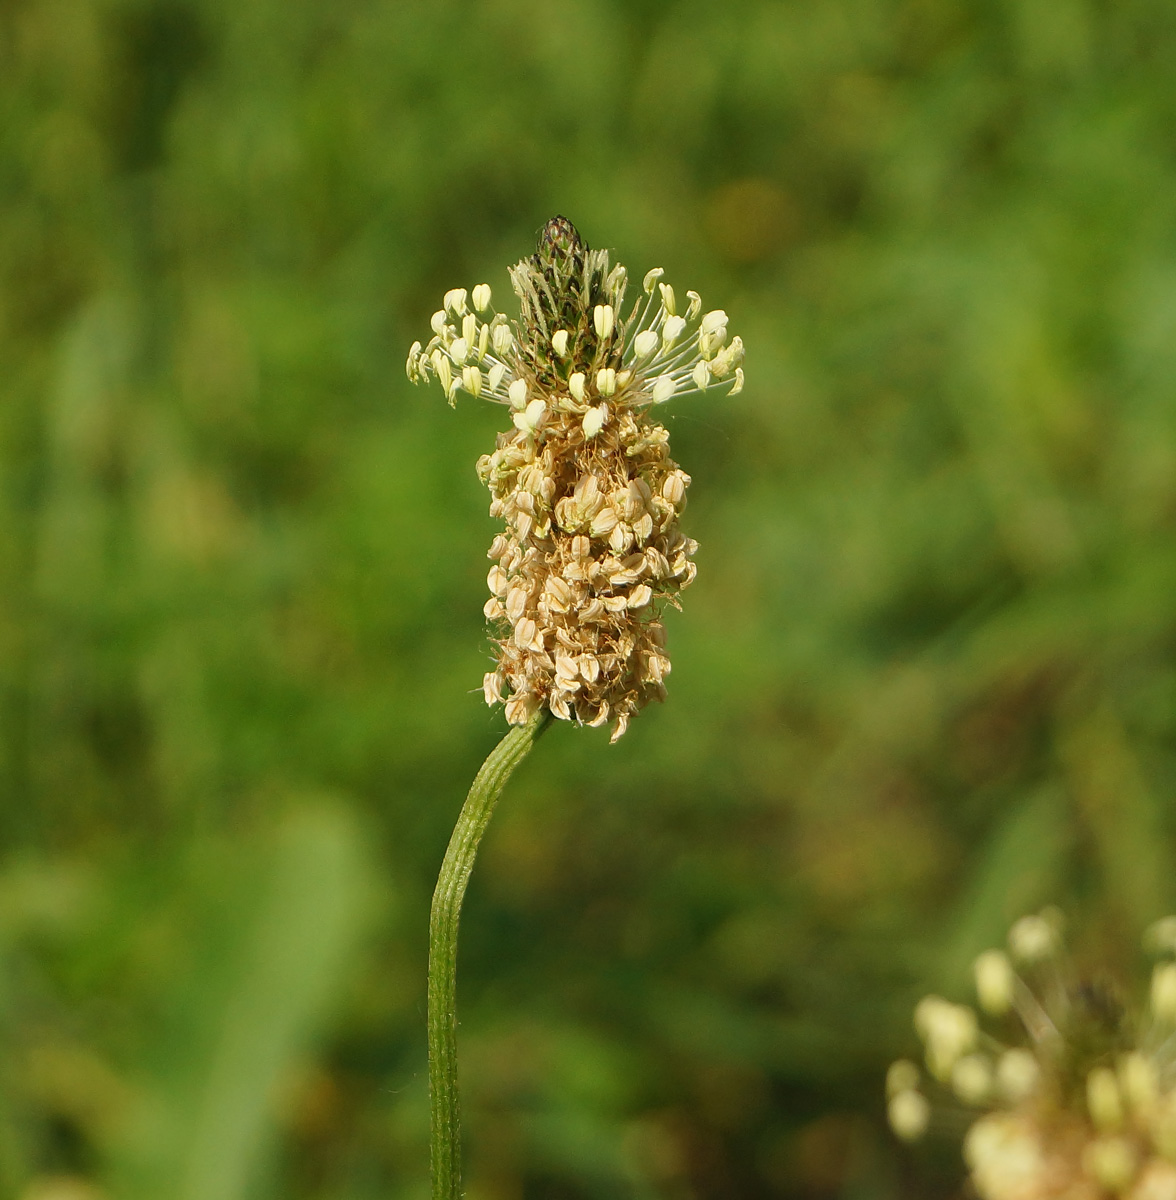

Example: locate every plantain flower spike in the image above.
[887,908,1176,1200]
[406,216,744,741]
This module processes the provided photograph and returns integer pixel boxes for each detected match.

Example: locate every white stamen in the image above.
[582,405,607,437]
[462,366,482,397]
[651,375,676,404]
[662,315,687,347]
[632,329,659,360]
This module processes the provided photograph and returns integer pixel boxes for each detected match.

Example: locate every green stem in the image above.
[428,709,552,1200]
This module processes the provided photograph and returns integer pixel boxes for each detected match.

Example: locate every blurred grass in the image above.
[4,0,1176,1196]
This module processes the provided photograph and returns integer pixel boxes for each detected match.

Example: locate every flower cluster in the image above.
[406,217,744,740]
[888,908,1176,1200]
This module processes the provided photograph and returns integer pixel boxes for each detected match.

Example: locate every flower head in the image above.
[407,217,744,740]
[888,908,1176,1200]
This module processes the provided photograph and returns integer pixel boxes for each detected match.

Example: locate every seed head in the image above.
[407,217,744,740]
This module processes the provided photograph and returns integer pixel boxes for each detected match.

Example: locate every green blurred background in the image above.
[5,0,1176,1196]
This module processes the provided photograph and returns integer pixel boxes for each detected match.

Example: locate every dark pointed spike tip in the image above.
[535,215,586,262]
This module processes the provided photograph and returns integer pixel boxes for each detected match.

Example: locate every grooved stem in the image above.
[428,710,552,1200]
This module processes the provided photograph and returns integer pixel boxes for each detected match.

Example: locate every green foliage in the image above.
[3,0,1176,1196]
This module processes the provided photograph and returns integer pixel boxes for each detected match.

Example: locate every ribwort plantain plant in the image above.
[408,217,744,1199]
[888,909,1176,1200]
